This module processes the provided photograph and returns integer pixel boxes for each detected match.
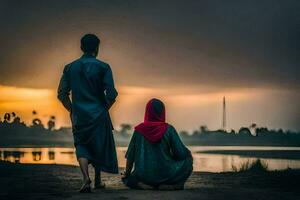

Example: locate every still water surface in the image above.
[0,146,299,172]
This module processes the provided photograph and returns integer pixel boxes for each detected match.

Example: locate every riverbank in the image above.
[199,150,300,160]
[0,161,299,200]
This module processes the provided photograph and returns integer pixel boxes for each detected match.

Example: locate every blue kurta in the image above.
[57,54,118,173]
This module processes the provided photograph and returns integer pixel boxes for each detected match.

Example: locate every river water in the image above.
[1,146,299,172]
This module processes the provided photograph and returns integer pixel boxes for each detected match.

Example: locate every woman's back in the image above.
[125,125,192,186]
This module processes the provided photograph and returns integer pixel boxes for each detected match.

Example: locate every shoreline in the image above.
[1,145,300,161]
[198,149,300,160]
[0,161,299,200]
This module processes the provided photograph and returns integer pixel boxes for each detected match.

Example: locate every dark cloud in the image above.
[0,0,299,90]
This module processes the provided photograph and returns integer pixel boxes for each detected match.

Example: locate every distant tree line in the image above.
[115,123,300,146]
[116,123,299,137]
[1,111,299,146]
[0,111,72,147]
[0,111,56,131]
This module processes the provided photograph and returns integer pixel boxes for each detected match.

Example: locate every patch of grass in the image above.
[232,159,268,172]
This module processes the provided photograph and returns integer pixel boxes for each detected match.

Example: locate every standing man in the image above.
[57,34,118,192]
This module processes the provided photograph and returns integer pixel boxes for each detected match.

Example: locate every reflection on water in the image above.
[0,147,126,168]
[0,146,300,172]
[1,151,24,164]
[32,151,42,161]
[48,151,55,160]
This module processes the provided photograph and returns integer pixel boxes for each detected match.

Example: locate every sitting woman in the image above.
[122,98,193,190]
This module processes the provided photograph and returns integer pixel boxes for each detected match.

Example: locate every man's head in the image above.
[80,34,100,56]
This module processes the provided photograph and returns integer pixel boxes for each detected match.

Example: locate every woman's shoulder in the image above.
[167,124,176,130]
[131,130,144,139]
[166,124,178,135]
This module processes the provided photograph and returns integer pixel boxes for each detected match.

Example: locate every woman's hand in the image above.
[121,170,130,179]
[122,159,133,179]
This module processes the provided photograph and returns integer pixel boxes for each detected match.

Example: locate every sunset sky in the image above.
[0,0,299,131]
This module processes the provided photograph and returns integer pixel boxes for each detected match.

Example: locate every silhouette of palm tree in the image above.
[4,113,11,122]
[47,115,56,131]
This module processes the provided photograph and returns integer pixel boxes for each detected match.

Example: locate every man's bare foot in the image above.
[158,184,184,190]
[94,181,106,189]
[79,179,92,193]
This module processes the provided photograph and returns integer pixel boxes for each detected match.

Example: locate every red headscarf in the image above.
[134,98,169,143]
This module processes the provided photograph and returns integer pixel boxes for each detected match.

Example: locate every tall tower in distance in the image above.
[222,96,226,131]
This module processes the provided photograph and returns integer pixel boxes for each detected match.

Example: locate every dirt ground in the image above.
[0,161,299,200]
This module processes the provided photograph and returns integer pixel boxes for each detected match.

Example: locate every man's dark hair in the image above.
[80,34,100,54]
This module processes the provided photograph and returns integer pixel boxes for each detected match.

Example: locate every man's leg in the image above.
[94,166,105,189]
[78,158,91,192]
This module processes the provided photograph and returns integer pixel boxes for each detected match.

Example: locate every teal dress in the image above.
[123,125,193,188]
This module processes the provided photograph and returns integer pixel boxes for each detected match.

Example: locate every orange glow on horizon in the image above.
[0,85,68,128]
[0,84,295,131]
